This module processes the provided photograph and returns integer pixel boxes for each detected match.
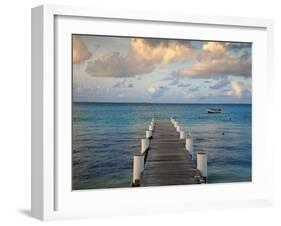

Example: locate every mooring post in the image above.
[141,138,149,154]
[197,152,207,183]
[174,122,178,128]
[149,124,154,131]
[132,155,144,186]
[150,119,155,129]
[180,131,186,139]
[176,125,181,132]
[146,130,152,139]
[185,135,193,159]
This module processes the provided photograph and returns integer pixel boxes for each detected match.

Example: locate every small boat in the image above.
[207,108,222,113]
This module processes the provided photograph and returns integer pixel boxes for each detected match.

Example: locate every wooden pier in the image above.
[132,118,207,187]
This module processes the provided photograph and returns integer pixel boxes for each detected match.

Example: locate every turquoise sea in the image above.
[72,102,252,190]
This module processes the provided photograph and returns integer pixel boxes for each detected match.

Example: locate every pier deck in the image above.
[140,121,202,186]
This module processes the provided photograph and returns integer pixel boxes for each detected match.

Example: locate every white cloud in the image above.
[117,93,125,98]
[202,42,225,58]
[147,86,168,98]
[209,78,230,89]
[86,38,193,78]
[227,80,242,97]
[130,38,193,66]
[112,79,134,88]
[72,36,91,64]
[148,86,157,94]
[174,41,251,78]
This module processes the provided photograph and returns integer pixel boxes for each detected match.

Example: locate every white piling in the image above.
[174,122,178,128]
[141,138,149,154]
[149,125,154,131]
[133,155,144,186]
[146,130,152,139]
[180,131,186,139]
[150,120,155,129]
[185,136,193,159]
[197,152,207,182]
[176,125,181,132]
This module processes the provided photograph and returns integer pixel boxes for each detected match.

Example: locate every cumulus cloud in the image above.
[72,36,92,64]
[112,79,134,88]
[177,83,191,87]
[240,50,251,61]
[160,74,185,86]
[225,42,252,52]
[209,78,230,89]
[117,93,125,98]
[188,86,200,92]
[86,52,154,77]
[169,80,180,86]
[86,38,193,78]
[174,41,251,78]
[227,80,242,97]
[202,42,225,58]
[148,86,168,98]
[148,86,157,94]
[130,38,193,66]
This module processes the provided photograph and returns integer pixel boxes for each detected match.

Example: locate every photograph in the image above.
[72,34,252,190]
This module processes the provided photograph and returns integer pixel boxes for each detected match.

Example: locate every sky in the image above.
[72,35,252,104]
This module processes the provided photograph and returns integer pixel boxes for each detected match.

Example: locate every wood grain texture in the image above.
[140,121,202,186]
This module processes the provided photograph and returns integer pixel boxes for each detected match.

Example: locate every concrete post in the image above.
[146,130,152,139]
[141,138,149,154]
[133,155,144,186]
[180,131,186,139]
[197,152,207,183]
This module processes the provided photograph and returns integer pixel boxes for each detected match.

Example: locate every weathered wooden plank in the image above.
[140,120,202,186]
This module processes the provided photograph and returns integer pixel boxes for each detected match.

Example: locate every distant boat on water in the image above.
[207,108,222,113]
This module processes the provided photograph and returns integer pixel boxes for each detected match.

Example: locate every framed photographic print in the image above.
[31,4,274,221]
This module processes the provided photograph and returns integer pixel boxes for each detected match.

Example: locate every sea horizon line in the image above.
[73,101,252,105]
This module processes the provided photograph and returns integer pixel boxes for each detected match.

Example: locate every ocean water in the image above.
[72,102,252,190]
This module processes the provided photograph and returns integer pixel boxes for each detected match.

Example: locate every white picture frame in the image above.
[31,4,274,221]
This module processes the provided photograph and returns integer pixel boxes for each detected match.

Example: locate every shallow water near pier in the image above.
[72,102,251,190]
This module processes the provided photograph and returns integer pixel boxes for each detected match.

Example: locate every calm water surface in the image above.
[72,102,252,190]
